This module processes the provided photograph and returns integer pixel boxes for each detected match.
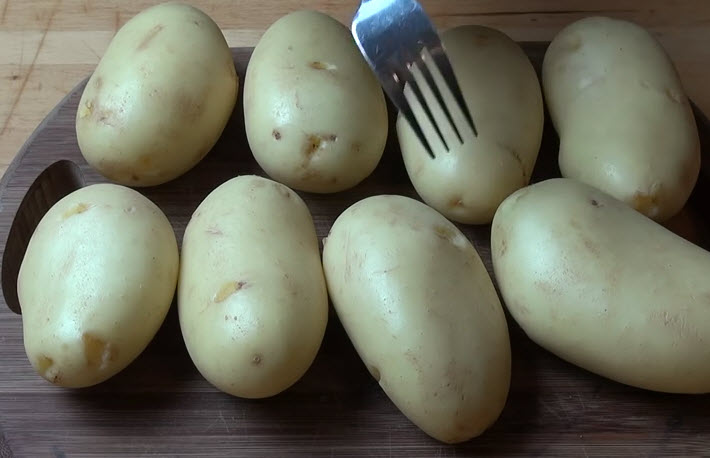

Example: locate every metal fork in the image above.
[352,0,477,158]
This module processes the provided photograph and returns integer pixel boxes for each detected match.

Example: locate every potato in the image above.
[178,175,328,398]
[76,3,238,186]
[322,195,510,443]
[542,17,700,221]
[244,10,388,193]
[18,184,179,388]
[491,178,710,393]
[398,26,543,224]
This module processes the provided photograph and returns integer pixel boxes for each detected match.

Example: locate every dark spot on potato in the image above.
[139,155,152,167]
[82,333,116,370]
[303,134,336,159]
[37,354,54,375]
[175,91,205,122]
[369,365,381,382]
[632,191,660,217]
[124,206,136,214]
[62,202,91,219]
[96,109,117,127]
[272,181,292,198]
[498,238,507,257]
[590,199,601,207]
[192,19,200,26]
[251,354,262,366]
[351,142,362,154]
[449,196,464,208]
[137,24,164,51]
[433,224,455,241]
[309,61,337,72]
[287,45,293,51]
[272,129,282,140]
[214,281,248,303]
[130,173,140,182]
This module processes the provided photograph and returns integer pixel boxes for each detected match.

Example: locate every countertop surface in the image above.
[1,1,709,178]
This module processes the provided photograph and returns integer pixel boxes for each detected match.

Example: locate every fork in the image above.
[352,0,478,158]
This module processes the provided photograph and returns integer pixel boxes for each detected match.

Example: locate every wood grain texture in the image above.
[1,0,710,179]
[1,45,710,457]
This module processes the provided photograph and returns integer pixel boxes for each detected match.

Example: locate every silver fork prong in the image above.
[401,64,449,152]
[430,48,478,137]
[394,77,436,159]
[418,49,464,145]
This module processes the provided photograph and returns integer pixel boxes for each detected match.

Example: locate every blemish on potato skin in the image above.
[37,354,54,375]
[272,129,282,140]
[62,202,91,219]
[137,24,164,51]
[82,333,116,370]
[632,191,660,217]
[251,354,262,366]
[206,226,223,236]
[590,198,601,207]
[213,281,248,303]
[303,134,337,161]
[449,196,464,208]
[368,365,381,382]
[433,225,456,241]
[309,61,337,72]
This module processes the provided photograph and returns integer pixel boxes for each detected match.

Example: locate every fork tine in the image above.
[380,68,437,158]
[430,48,478,137]
[400,66,449,152]
[418,49,464,145]
[399,98,436,159]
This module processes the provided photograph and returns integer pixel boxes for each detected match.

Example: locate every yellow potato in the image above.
[323,195,510,443]
[76,3,238,186]
[244,10,388,193]
[543,17,700,221]
[178,175,328,398]
[398,25,543,224]
[18,184,179,387]
[492,178,710,393]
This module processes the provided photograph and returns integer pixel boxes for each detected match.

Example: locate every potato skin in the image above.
[491,178,710,393]
[244,10,388,193]
[542,17,700,221]
[397,25,543,225]
[18,184,179,388]
[76,3,238,186]
[323,195,510,443]
[178,175,328,398]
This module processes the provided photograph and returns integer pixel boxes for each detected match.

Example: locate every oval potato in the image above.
[398,25,543,224]
[542,17,700,221]
[178,175,328,398]
[323,195,510,443]
[76,3,238,186]
[244,10,388,193]
[492,178,710,393]
[18,184,179,387]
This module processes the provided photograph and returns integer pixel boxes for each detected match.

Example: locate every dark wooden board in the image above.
[2,44,710,457]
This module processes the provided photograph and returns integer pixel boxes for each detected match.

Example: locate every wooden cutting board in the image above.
[1,44,710,458]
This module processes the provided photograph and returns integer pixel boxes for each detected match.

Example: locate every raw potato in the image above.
[491,178,710,393]
[397,25,543,225]
[178,175,328,398]
[244,10,388,193]
[323,195,510,443]
[76,3,238,186]
[542,17,700,221]
[18,184,179,388]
